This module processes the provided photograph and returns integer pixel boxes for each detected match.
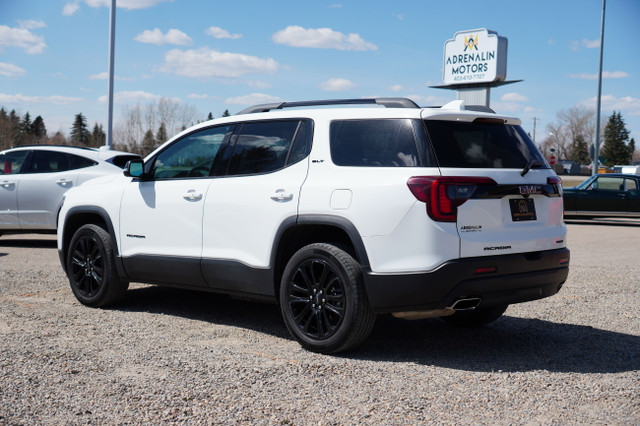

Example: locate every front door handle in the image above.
[271,189,294,202]
[183,190,203,201]
[1,180,15,189]
[56,179,72,186]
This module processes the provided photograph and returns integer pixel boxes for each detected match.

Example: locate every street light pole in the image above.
[106,0,116,149]
[592,0,606,175]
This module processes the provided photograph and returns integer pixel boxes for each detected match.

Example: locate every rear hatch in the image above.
[421,112,566,258]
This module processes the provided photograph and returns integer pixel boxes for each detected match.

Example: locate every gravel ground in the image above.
[1,221,639,425]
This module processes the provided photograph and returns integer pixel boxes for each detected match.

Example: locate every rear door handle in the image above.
[183,190,203,201]
[271,189,294,202]
[56,179,72,186]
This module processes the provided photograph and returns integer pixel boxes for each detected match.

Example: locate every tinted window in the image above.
[30,150,71,173]
[425,120,546,169]
[69,154,98,170]
[0,151,29,174]
[151,125,232,179]
[287,120,312,165]
[226,120,301,175]
[330,119,427,167]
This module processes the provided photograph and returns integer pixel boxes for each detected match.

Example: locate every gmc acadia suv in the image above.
[57,98,570,353]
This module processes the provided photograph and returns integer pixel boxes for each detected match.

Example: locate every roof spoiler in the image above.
[236,97,420,115]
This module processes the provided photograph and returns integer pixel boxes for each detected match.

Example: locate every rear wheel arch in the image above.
[272,215,369,299]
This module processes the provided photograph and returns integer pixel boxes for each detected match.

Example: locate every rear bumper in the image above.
[363,248,569,313]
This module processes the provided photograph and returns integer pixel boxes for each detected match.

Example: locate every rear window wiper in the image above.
[521,160,545,177]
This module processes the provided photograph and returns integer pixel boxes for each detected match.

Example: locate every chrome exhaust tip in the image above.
[450,297,482,311]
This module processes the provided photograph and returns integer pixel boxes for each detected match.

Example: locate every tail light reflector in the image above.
[407,176,497,222]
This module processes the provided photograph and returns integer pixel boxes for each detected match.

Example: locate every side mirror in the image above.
[124,159,145,178]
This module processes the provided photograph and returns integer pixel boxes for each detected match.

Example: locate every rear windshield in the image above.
[424,120,547,169]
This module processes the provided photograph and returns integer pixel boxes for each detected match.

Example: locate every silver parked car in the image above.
[0,145,139,236]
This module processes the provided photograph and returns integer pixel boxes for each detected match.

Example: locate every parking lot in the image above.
[1,221,639,424]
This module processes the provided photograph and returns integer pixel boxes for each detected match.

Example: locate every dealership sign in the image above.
[443,29,508,85]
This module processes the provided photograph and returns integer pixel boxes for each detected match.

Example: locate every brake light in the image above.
[407,176,497,222]
[547,176,563,195]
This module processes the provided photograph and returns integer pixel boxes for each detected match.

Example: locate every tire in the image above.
[66,224,128,307]
[279,243,376,354]
[441,304,508,328]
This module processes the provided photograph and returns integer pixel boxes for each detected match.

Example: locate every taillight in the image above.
[407,176,497,222]
[547,176,563,196]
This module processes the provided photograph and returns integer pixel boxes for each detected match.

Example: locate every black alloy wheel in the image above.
[280,243,375,354]
[67,224,128,307]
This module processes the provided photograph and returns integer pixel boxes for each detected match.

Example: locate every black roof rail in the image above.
[236,97,420,115]
[8,144,98,151]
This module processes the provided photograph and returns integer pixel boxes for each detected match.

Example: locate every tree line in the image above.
[1,99,636,166]
[0,98,230,157]
[540,106,637,167]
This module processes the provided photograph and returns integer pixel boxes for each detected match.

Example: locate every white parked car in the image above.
[57,98,570,353]
[0,145,139,236]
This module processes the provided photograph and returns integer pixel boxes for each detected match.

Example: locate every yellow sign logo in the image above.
[464,34,479,51]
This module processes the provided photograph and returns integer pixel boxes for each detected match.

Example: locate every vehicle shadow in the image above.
[116,285,639,374]
[0,238,57,249]
[565,218,640,227]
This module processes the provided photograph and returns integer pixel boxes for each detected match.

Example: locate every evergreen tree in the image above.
[32,116,47,138]
[89,123,106,147]
[600,111,631,166]
[70,113,90,146]
[141,129,155,156]
[8,110,21,145]
[569,134,590,165]
[156,122,167,146]
[222,109,230,117]
[207,112,213,120]
[628,138,636,160]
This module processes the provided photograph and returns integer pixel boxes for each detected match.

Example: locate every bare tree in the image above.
[545,106,596,163]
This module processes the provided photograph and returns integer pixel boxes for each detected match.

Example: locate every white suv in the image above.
[57,98,570,353]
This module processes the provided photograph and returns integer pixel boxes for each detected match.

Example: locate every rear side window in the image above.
[0,150,29,174]
[226,120,309,176]
[424,120,546,169]
[330,119,429,167]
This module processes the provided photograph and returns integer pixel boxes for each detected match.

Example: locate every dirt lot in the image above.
[1,221,639,424]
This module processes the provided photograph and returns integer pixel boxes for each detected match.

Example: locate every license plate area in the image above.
[509,198,537,221]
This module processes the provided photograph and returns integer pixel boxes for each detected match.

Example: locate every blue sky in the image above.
[1,0,638,145]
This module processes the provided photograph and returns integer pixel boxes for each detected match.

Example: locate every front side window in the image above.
[0,150,29,174]
[226,120,304,176]
[151,125,232,179]
[425,120,547,169]
[589,176,625,191]
[330,119,427,167]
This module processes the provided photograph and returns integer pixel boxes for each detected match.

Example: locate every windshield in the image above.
[424,120,548,169]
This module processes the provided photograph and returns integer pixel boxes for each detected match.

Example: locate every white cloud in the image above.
[88,72,135,81]
[134,28,192,46]
[569,71,629,80]
[0,93,82,105]
[500,92,529,103]
[580,95,640,116]
[0,62,26,77]
[225,93,282,105]
[159,47,279,78]
[205,26,242,40]
[63,3,80,15]
[320,78,356,91]
[18,20,47,30]
[582,38,600,49]
[0,25,47,54]
[272,26,378,51]
[187,93,219,100]
[84,0,172,10]
[247,80,272,89]
[98,90,180,104]
[570,38,601,51]
[388,85,403,92]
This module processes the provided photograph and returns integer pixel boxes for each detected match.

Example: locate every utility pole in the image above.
[592,0,606,175]
[106,0,116,149]
[532,117,540,143]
